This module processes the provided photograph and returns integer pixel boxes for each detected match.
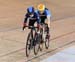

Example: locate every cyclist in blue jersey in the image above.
[36,4,51,41]
[22,6,40,30]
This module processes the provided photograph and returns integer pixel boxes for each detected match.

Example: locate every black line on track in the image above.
[26,40,75,62]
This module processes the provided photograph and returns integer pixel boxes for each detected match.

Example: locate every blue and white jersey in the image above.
[35,8,51,17]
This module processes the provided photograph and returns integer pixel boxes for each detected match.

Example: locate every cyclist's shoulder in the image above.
[44,8,48,11]
[45,8,50,13]
[44,8,51,16]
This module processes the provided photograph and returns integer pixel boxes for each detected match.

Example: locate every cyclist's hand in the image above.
[22,23,27,30]
[48,24,50,28]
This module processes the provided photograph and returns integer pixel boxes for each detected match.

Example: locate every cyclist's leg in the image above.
[44,23,50,39]
[41,17,50,40]
[40,18,46,42]
[29,20,37,37]
[29,20,37,46]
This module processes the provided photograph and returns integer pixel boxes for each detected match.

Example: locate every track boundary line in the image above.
[0,15,75,32]
[51,30,75,40]
[1,37,25,44]
[0,47,25,57]
[1,29,75,44]
[0,31,75,58]
[26,40,75,62]
[52,15,75,22]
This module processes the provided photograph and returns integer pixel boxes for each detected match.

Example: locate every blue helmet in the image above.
[27,6,34,14]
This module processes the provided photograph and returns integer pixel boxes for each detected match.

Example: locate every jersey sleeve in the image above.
[24,13,29,23]
[45,10,51,17]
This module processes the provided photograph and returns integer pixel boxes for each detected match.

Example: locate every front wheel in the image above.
[26,33,33,57]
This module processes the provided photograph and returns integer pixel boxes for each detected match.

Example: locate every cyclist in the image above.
[36,4,51,41]
[22,6,40,30]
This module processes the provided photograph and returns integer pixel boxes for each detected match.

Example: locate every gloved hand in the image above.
[22,23,27,30]
[48,24,50,28]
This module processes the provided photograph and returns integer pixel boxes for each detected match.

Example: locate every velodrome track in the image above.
[0,0,75,62]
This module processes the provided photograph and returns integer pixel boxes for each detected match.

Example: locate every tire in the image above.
[39,34,43,51]
[34,34,41,55]
[26,33,33,57]
[45,34,50,49]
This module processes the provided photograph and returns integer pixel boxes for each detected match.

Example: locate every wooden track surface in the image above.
[0,0,75,62]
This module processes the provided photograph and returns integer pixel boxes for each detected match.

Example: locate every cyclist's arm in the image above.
[22,13,29,30]
[46,10,51,28]
[47,15,51,28]
[24,13,29,23]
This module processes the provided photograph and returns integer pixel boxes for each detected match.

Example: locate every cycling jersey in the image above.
[24,12,40,24]
[35,8,51,23]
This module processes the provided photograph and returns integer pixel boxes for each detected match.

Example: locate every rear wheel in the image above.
[45,34,50,49]
[34,34,41,55]
[39,34,43,51]
[44,25,50,49]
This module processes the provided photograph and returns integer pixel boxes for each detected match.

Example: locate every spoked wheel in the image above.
[44,24,50,49]
[45,35,50,49]
[26,33,33,57]
[39,34,43,51]
[39,28,44,51]
[34,34,41,55]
